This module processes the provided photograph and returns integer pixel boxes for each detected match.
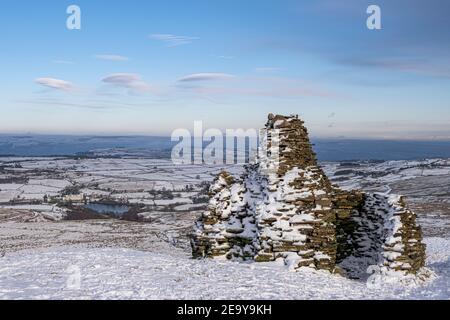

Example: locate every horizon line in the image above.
[0,132,450,142]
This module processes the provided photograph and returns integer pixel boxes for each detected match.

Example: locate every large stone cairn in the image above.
[191,114,426,277]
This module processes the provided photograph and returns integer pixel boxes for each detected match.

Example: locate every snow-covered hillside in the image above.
[0,157,449,299]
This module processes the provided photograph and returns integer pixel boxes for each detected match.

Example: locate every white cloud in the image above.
[101,73,154,94]
[178,73,235,82]
[35,77,75,92]
[102,73,140,84]
[149,34,198,47]
[94,54,129,61]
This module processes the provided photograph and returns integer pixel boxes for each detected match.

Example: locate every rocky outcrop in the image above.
[191,114,426,278]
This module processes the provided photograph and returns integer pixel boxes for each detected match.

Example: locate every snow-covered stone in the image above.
[191,114,426,278]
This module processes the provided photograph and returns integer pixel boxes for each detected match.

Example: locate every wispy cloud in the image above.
[94,54,129,61]
[189,84,333,98]
[178,75,336,99]
[102,73,140,85]
[34,77,75,92]
[178,73,235,82]
[101,73,154,94]
[149,34,198,47]
[337,57,450,78]
[18,98,119,110]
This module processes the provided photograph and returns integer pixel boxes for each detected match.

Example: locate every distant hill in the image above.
[1,134,450,161]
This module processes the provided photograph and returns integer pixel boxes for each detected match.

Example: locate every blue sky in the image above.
[0,0,449,139]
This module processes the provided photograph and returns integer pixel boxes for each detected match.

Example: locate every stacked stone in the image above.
[191,114,426,277]
[333,189,365,264]
[335,193,426,277]
[253,166,337,270]
[266,113,320,174]
[191,170,259,260]
[192,114,340,271]
[191,171,235,258]
[381,195,426,273]
[251,115,338,270]
[335,193,388,278]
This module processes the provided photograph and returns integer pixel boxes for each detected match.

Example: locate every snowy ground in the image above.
[0,157,449,299]
[0,237,448,300]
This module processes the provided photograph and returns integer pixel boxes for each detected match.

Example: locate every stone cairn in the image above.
[191,114,426,277]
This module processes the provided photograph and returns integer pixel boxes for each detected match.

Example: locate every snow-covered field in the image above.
[0,157,449,299]
[0,238,448,300]
[0,157,243,219]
